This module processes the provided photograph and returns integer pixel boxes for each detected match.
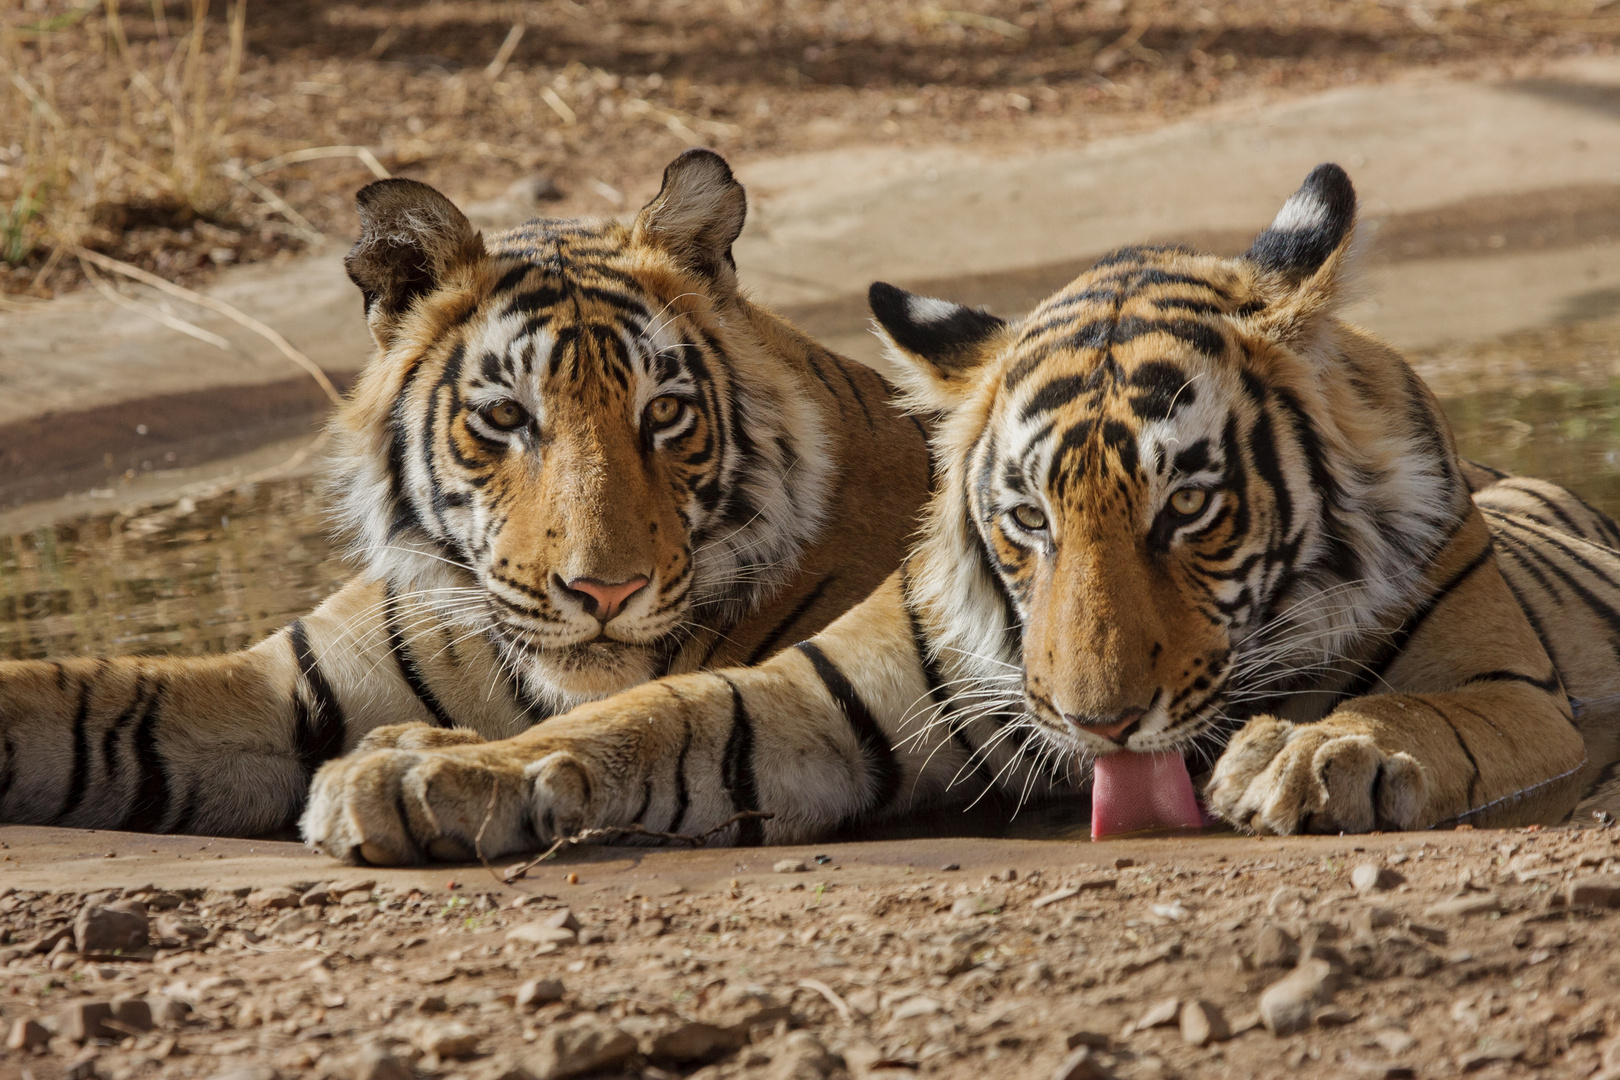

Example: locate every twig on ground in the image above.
[77,255,235,353]
[75,247,342,405]
[222,165,323,242]
[242,145,390,180]
[797,979,854,1024]
[499,809,776,884]
[484,22,526,80]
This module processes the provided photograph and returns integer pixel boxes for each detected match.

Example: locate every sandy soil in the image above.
[3,824,1620,1080]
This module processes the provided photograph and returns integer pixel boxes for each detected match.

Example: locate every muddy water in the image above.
[5,328,1620,663]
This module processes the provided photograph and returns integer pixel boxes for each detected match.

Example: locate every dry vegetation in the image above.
[3,0,1619,297]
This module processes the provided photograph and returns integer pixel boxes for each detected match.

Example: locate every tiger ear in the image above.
[868,281,1007,410]
[345,178,485,349]
[1243,163,1359,342]
[632,148,747,290]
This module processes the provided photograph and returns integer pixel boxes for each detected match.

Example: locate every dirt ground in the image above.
[3,823,1620,1080]
[5,0,1620,296]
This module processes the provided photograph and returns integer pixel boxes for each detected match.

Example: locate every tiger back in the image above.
[0,150,930,838]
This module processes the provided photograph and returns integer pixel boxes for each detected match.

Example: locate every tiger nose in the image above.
[558,575,650,623]
[1069,707,1146,746]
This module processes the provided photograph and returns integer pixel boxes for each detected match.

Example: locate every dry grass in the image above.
[3,0,1618,298]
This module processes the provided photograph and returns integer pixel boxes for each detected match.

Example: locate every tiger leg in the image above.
[302,572,986,864]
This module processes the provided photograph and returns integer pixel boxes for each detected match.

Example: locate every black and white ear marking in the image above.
[345,178,484,346]
[1245,163,1357,282]
[631,148,747,287]
[869,281,1005,370]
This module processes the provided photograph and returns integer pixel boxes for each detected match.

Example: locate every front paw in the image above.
[1206,716,1430,834]
[300,743,594,865]
[355,722,486,753]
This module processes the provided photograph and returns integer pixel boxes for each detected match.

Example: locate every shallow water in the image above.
[5,372,1620,663]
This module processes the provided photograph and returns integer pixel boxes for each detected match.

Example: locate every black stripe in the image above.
[122,689,171,833]
[1499,482,1589,540]
[718,677,764,846]
[290,620,348,778]
[57,673,98,823]
[900,571,997,787]
[1460,669,1563,694]
[385,588,457,729]
[1338,542,1493,700]
[0,735,15,812]
[744,575,837,666]
[1425,699,1481,808]
[1487,511,1620,641]
[794,642,903,814]
[668,723,693,834]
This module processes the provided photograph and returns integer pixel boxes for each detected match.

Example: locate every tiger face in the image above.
[875,165,1467,767]
[332,151,829,709]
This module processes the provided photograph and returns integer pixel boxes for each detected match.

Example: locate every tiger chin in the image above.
[304,160,1620,864]
[0,149,932,837]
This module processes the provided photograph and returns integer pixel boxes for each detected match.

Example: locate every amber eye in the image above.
[1010,504,1048,532]
[479,400,529,431]
[645,395,686,429]
[1168,488,1209,518]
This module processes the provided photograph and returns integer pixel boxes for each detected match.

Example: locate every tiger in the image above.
[302,162,1620,864]
[0,149,933,840]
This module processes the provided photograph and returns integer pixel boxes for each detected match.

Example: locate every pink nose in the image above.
[560,576,649,623]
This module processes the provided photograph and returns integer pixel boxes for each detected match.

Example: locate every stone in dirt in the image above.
[1259,957,1338,1036]
[1373,1028,1417,1054]
[499,1019,636,1080]
[1423,893,1502,919]
[516,978,565,1010]
[1180,1000,1230,1046]
[1351,863,1404,894]
[1051,1045,1116,1080]
[1568,877,1620,908]
[154,912,208,943]
[507,924,577,947]
[246,887,300,910]
[205,1068,279,1080]
[1457,1040,1526,1071]
[299,883,332,907]
[6,1017,49,1051]
[59,1000,116,1042]
[538,908,581,931]
[774,859,809,874]
[1253,923,1299,967]
[644,1020,743,1063]
[324,1044,412,1080]
[1134,997,1180,1031]
[891,995,943,1020]
[75,904,148,954]
[412,1019,479,1060]
[110,995,153,1033]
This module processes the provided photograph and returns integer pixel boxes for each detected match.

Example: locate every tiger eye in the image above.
[1010,504,1047,531]
[481,400,528,431]
[646,395,684,427]
[1169,488,1208,517]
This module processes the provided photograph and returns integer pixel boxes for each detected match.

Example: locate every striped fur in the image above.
[0,150,930,837]
[303,164,1620,863]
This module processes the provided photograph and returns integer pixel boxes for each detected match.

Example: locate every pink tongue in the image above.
[1091,750,1204,839]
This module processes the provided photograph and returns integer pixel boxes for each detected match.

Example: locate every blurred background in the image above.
[3,0,1620,663]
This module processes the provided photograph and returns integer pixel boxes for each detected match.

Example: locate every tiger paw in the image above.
[354,722,486,753]
[300,743,595,865]
[1205,716,1430,834]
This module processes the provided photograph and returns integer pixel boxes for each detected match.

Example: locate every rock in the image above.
[417,995,449,1013]
[59,1000,115,1042]
[646,1020,742,1063]
[636,917,667,938]
[268,909,319,937]
[412,1019,479,1060]
[299,883,332,907]
[576,927,605,945]
[246,887,300,911]
[1135,997,1180,1031]
[1051,1045,1116,1080]
[327,1045,413,1080]
[1423,893,1502,919]
[507,924,577,947]
[774,859,808,874]
[516,978,566,1010]
[1258,958,1337,1036]
[26,926,73,954]
[508,174,563,204]
[75,905,147,954]
[764,1031,838,1079]
[6,1017,49,1050]
[1066,1030,1111,1049]
[1351,907,1401,936]
[951,895,998,918]
[1458,1040,1526,1071]
[154,913,208,943]
[147,995,192,1027]
[110,996,153,1033]
[1253,924,1299,967]
[1373,1028,1417,1055]
[1351,863,1404,894]
[338,890,373,906]
[504,1020,636,1080]
[538,908,581,932]
[205,1068,279,1080]
[891,996,942,1021]
[1569,878,1620,908]
[1180,1000,1230,1046]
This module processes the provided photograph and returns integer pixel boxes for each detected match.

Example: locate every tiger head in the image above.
[874,165,1470,766]
[329,150,829,710]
